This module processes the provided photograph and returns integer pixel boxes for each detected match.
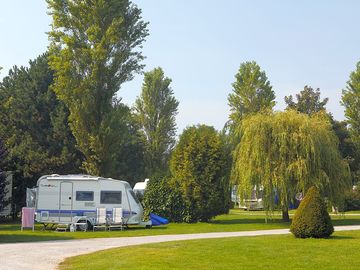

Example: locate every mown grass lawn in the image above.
[0,209,359,243]
[60,230,360,270]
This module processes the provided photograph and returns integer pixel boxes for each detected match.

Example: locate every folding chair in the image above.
[93,207,107,231]
[109,208,124,231]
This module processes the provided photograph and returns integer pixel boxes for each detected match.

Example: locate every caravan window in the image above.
[76,191,94,201]
[129,189,140,204]
[100,191,122,204]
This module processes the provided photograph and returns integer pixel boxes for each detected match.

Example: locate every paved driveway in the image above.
[1,225,360,270]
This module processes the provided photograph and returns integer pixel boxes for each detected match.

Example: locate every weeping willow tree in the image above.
[231,110,351,221]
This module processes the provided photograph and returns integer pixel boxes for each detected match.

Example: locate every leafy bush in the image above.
[170,125,231,223]
[143,176,185,222]
[290,186,334,238]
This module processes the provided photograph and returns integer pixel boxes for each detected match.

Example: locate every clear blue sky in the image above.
[1,1,359,133]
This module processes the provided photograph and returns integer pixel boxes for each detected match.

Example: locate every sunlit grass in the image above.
[60,230,360,270]
[0,209,359,243]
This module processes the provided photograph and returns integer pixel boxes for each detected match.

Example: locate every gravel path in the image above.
[1,225,360,270]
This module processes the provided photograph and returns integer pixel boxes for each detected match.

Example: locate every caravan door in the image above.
[59,182,73,223]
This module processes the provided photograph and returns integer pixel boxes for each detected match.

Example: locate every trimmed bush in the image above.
[290,186,334,238]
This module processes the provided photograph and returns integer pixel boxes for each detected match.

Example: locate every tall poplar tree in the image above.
[227,61,275,133]
[134,67,179,176]
[231,110,350,221]
[47,0,148,175]
[342,61,360,150]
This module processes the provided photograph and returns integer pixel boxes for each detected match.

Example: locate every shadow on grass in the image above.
[209,218,290,225]
[332,219,360,226]
[125,226,168,232]
[0,234,74,243]
[329,235,355,240]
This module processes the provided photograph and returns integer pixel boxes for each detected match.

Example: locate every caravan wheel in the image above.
[76,220,89,232]
[86,220,93,231]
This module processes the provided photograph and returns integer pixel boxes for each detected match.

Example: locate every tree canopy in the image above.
[231,110,351,221]
[134,67,179,177]
[47,0,148,176]
[92,100,146,185]
[285,86,328,115]
[170,125,230,222]
[331,119,360,184]
[0,53,82,210]
[285,86,359,185]
[228,61,275,132]
[342,62,360,150]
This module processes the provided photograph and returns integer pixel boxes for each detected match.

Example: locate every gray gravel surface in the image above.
[1,225,360,270]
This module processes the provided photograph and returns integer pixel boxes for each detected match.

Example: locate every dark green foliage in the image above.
[290,186,334,238]
[96,101,145,186]
[0,139,9,212]
[344,188,360,211]
[0,54,82,176]
[134,67,179,177]
[47,0,148,176]
[0,54,82,212]
[142,176,184,222]
[0,172,8,212]
[170,125,230,223]
[331,119,360,184]
[285,86,328,115]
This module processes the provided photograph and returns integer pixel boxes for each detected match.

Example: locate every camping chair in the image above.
[93,207,107,231]
[109,208,124,231]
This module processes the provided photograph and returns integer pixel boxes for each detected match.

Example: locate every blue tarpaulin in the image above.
[150,213,169,226]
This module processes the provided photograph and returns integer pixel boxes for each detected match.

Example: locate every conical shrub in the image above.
[290,186,334,238]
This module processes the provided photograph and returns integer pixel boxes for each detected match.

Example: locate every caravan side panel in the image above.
[36,178,62,223]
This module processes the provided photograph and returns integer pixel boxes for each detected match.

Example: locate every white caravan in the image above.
[27,174,151,228]
[133,178,149,196]
[231,185,264,210]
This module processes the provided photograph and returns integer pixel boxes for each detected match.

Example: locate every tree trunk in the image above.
[282,207,290,222]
